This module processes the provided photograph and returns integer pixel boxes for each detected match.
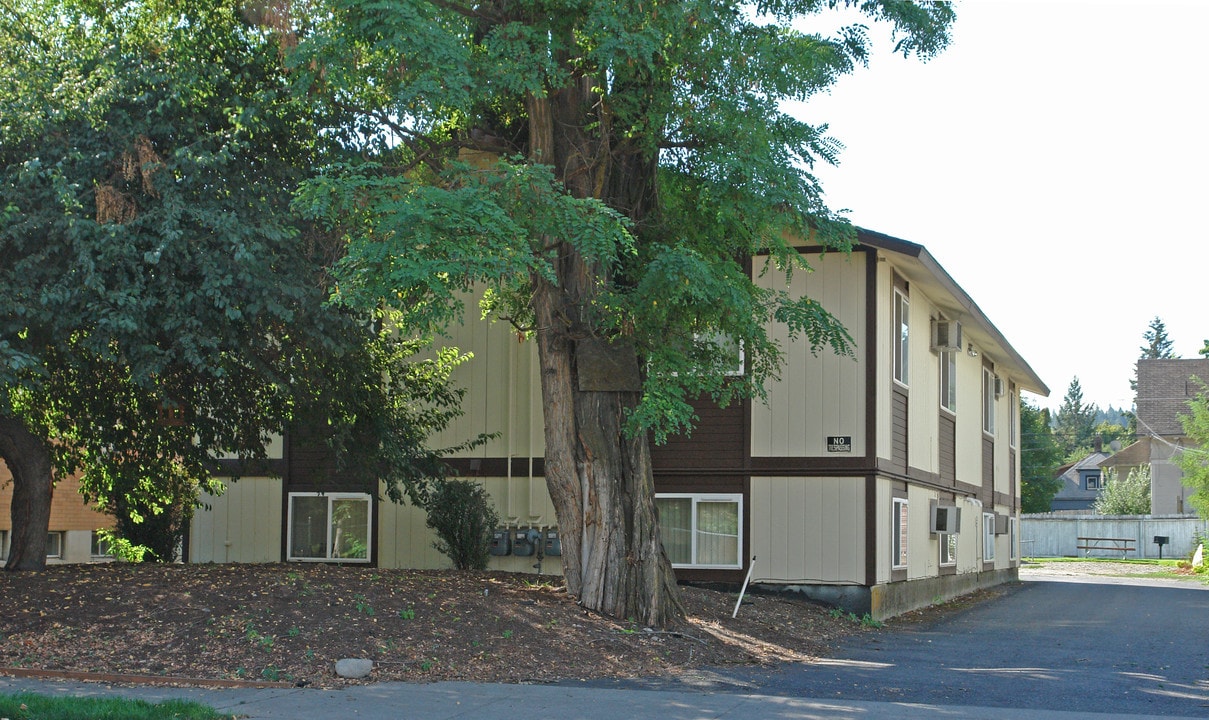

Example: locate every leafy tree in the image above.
[0,0,470,568]
[1054,377,1099,459]
[1093,466,1151,515]
[287,1,954,625]
[1176,382,1209,517]
[1020,399,1063,513]
[1141,316,1176,359]
[1199,339,1209,358]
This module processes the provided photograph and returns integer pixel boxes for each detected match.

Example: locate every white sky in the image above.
[788,0,1209,412]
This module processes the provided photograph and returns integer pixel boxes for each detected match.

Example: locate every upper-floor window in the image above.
[1085,473,1103,490]
[940,349,957,413]
[1009,383,1018,447]
[893,288,909,386]
[982,366,996,435]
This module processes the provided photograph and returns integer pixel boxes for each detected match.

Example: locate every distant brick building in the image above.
[1101,358,1209,514]
[0,466,112,563]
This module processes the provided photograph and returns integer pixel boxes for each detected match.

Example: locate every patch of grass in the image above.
[0,692,225,720]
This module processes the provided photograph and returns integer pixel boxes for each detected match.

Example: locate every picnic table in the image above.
[1076,536,1135,558]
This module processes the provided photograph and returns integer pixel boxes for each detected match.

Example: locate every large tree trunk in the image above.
[0,415,53,571]
[526,73,684,626]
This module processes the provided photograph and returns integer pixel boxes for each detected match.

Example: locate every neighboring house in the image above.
[1049,451,1111,511]
[1104,358,1209,514]
[189,228,1047,619]
[0,468,114,564]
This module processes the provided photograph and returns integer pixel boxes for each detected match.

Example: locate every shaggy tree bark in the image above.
[0,415,53,571]
[526,76,683,626]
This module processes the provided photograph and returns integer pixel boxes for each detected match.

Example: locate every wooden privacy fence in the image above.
[1022,513,1208,560]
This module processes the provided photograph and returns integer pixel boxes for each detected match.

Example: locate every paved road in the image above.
[580,570,1209,717]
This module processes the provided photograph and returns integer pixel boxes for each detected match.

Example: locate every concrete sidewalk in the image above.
[1,676,1203,720]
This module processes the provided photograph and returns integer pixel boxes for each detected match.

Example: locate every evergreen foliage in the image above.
[1140,316,1177,359]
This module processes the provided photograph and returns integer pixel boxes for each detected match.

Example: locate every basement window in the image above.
[287,493,372,563]
[46,532,63,559]
[656,494,742,569]
[940,532,957,567]
[892,499,909,569]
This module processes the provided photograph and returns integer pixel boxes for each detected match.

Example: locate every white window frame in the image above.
[892,499,909,570]
[91,531,113,559]
[983,512,996,562]
[656,493,743,570]
[940,349,957,414]
[1008,384,1018,448]
[0,529,7,560]
[893,289,910,387]
[940,533,957,566]
[982,366,996,435]
[1086,473,1102,491]
[287,492,373,563]
[46,531,63,559]
[1009,517,1019,560]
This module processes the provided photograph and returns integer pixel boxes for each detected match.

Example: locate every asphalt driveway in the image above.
[583,565,1209,717]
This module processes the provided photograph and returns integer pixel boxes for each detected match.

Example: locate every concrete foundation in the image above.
[755,567,1020,621]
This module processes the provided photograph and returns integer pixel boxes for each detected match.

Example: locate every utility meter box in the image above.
[512,529,536,557]
[544,529,562,557]
[489,529,512,556]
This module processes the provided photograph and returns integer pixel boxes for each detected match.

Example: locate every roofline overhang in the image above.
[854,228,1050,397]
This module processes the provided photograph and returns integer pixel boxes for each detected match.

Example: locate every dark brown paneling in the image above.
[981,436,994,506]
[651,396,748,473]
[1009,451,1017,512]
[891,388,908,474]
[285,426,374,493]
[939,413,956,486]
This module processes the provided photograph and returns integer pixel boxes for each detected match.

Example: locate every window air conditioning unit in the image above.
[994,514,1010,535]
[930,319,962,353]
[994,376,1006,398]
[929,504,962,534]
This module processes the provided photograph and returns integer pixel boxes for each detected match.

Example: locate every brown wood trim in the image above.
[750,456,874,475]
[865,249,879,465]
[994,491,1014,508]
[907,465,941,486]
[441,458,545,478]
[865,474,877,587]
[956,480,982,498]
[209,458,287,478]
[675,568,747,584]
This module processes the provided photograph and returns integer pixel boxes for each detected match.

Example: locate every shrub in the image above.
[424,479,499,570]
[1094,466,1151,515]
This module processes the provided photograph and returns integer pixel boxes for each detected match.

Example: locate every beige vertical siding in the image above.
[189,477,283,563]
[750,253,867,457]
[749,476,865,584]
[426,303,545,461]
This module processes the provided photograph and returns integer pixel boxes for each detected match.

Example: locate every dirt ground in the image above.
[0,563,885,688]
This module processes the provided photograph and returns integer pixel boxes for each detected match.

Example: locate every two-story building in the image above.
[187,228,1047,619]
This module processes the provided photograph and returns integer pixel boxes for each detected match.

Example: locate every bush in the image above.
[423,479,499,570]
[1094,466,1151,515]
